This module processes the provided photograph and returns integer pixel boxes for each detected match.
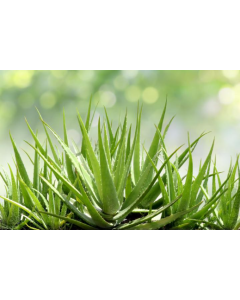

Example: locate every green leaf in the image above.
[33,137,40,195]
[140,182,163,208]
[77,155,101,208]
[77,111,102,200]
[189,177,230,221]
[212,157,217,196]
[178,135,193,212]
[125,173,132,199]
[122,153,158,211]
[117,195,182,230]
[42,142,49,199]
[98,119,120,215]
[63,110,75,183]
[114,145,183,222]
[36,109,62,166]
[171,163,183,213]
[40,118,101,204]
[25,117,61,173]
[195,158,212,207]
[155,126,175,213]
[89,98,99,129]
[81,96,92,158]
[226,159,240,229]
[111,126,120,157]
[103,123,112,172]
[23,149,34,165]
[23,215,45,230]
[187,219,223,230]
[130,203,200,230]
[53,182,62,228]
[189,139,214,207]
[143,145,170,210]
[39,211,96,230]
[0,171,8,186]
[28,142,111,228]
[163,116,175,140]
[175,132,210,170]
[48,171,55,227]
[25,118,45,155]
[13,218,30,230]
[7,165,19,226]
[10,133,31,187]
[114,133,126,194]
[40,175,96,227]
[104,106,114,146]
[113,111,127,173]
[133,104,142,184]
[141,99,167,174]
[136,132,208,209]
[18,176,33,209]
[162,147,175,206]
[23,183,49,228]
[234,218,240,230]
[0,203,7,223]
[126,125,132,162]
[116,118,139,205]
[32,188,49,211]
[0,195,41,223]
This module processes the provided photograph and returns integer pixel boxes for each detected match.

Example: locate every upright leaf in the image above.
[178,135,193,212]
[126,125,132,162]
[113,111,127,173]
[7,165,19,226]
[98,120,120,215]
[42,142,49,199]
[142,99,167,173]
[189,140,214,207]
[10,133,31,187]
[36,109,62,166]
[133,104,142,184]
[33,136,40,195]
[63,110,75,183]
[81,96,92,158]
[104,106,114,146]
[103,123,112,172]
[77,112,102,200]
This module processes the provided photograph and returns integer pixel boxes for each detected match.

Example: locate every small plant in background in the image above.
[0,135,72,230]
[0,99,240,230]
[0,166,22,230]
[207,158,240,230]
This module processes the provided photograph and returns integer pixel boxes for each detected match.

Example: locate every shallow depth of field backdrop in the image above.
[0,70,239,194]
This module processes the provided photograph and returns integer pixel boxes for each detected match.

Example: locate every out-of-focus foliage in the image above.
[1,71,240,131]
[1,70,240,192]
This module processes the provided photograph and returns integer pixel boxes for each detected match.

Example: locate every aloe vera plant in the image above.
[0,135,72,230]
[0,166,22,229]
[1,99,240,230]
[206,157,240,230]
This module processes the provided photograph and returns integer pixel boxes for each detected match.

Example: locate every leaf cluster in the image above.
[1,99,239,230]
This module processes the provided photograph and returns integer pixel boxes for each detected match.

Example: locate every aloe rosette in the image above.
[1,99,240,230]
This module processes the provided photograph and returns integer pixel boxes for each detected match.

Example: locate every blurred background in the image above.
[1,70,240,193]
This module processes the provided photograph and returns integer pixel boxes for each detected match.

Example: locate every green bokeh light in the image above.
[142,87,159,104]
[40,92,57,109]
[125,85,141,102]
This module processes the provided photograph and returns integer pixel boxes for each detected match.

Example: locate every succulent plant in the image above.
[1,99,240,230]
